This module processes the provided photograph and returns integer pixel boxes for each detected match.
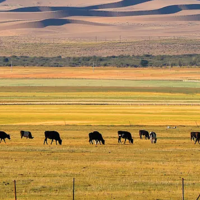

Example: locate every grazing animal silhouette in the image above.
[150,132,157,143]
[190,132,199,141]
[20,130,34,139]
[118,131,133,144]
[139,130,150,139]
[0,131,10,143]
[89,131,105,145]
[194,132,200,144]
[44,131,62,145]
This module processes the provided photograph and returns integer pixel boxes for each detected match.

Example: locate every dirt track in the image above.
[1,101,200,106]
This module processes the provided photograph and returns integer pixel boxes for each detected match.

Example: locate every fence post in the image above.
[73,178,75,200]
[182,178,184,200]
[14,180,17,200]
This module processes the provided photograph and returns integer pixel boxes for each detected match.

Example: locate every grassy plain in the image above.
[1,66,200,80]
[1,86,200,106]
[0,104,200,126]
[0,67,200,200]
[0,125,199,200]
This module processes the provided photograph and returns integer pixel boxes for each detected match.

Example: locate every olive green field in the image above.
[0,67,199,200]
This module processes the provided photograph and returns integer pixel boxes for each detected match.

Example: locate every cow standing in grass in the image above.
[194,132,200,144]
[139,130,150,139]
[118,131,133,144]
[44,131,62,145]
[89,131,105,145]
[150,132,157,143]
[191,132,199,141]
[0,131,10,143]
[20,130,34,139]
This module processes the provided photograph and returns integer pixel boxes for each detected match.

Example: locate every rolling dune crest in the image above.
[0,0,200,39]
[4,4,200,16]
[0,18,110,30]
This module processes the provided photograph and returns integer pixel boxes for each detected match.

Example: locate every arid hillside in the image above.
[0,0,200,40]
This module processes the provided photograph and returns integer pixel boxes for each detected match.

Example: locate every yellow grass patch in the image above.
[0,67,199,199]
[0,124,199,200]
[1,66,200,80]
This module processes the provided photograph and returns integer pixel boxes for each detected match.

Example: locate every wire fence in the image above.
[1,178,199,200]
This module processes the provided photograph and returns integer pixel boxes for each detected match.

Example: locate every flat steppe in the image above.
[0,67,199,200]
[1,66,200,80]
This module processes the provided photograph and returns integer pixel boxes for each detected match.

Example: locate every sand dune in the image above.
[0,18,110,30]
[0,0,200,39]
[0,0,117,8]
[3,4,200,16]
[161,14,200,21]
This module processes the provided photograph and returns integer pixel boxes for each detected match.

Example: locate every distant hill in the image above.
[0,0,200,40]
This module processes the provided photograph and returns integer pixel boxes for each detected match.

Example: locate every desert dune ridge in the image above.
[0,0,199,51]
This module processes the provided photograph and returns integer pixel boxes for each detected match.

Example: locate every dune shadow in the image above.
[0,0,153,12]
[174,14,200,21]
[37,18,71,27]
[4,4,200,17]
[86,0,152,9]
[37,18,109,27]
[157,13,200,21]
[1,18,110,30]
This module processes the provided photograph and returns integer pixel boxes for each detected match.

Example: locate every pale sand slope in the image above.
[0,0,200,39]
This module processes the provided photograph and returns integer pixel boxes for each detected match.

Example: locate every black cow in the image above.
[44,131,62,145]
[150,132,157,143]
[20,130,34,139]
[195,132,200,144]
[89,131,105,145]
[139,130,150,139]
[0,131,10,143]
[191,132,199,141]
[118,131,133,144]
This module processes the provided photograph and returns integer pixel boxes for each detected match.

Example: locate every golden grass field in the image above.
[0,67,200,200]
[0,124,200,200]
[2,66,200,80]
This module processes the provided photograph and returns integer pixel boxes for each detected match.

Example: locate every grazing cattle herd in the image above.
[0,129,199,145]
